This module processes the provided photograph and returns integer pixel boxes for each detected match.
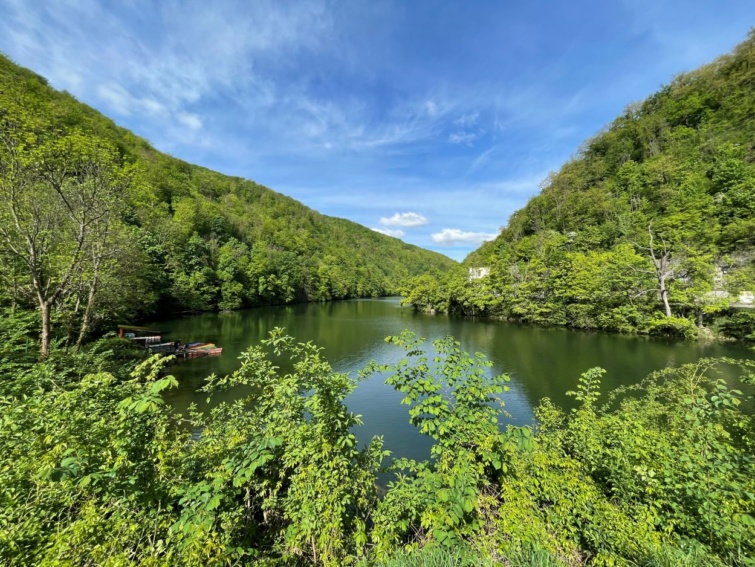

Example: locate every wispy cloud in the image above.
[0,1,568,162]
[379,212,429,227]
[96,82,166,117]
[454,112,479,127]
[431,228,499,246]
[177,112,203,131]
[0,0,337,147]
[449,131,481,145]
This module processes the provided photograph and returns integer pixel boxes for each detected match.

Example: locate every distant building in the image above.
[468,267,490,280]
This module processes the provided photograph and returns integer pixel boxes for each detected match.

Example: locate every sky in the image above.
[0,1,753,260]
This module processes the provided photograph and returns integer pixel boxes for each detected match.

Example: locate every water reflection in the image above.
[148,298,754,463]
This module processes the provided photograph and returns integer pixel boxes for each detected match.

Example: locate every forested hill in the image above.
[404,31,755,340]
[0,53,454,336]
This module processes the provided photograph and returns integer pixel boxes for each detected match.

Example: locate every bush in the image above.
[647,315,699,339]
[718,310,755,341]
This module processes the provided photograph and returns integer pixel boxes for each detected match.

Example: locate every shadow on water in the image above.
[147,298,754,464]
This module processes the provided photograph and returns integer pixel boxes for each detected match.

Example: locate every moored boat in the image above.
[186,342,223,356]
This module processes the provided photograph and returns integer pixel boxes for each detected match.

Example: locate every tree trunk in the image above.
[40,300,51,358]
[659,277,672,318]
[646,226,675,318]
[75,277,98,351]
[10,271,16,316]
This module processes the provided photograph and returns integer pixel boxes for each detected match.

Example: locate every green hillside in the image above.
[0,54,454,349]
[403,31,755,340]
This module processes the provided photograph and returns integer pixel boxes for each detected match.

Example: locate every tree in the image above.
[216,237,250,310]
[634,225,680,318]
[0,116,130,357]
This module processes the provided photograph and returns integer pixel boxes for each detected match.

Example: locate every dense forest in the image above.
[0,52,454,354]
[402,32,755,341]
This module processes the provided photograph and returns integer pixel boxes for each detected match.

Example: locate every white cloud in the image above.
[96,83,137,116]
[371,227,405,238]
[431,228,498,246]
[448,131,480,145]
[454,111,479,126]
[177,112,203,131]
[379,212,429,227]
[96,82,169,117]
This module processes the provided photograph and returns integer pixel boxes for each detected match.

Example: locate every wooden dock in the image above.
[120,325,222,359]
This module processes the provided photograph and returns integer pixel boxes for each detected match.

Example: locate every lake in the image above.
[149,297,754,463]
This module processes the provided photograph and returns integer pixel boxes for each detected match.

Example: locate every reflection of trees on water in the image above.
[448,318,753,414]
[150,299,754,458]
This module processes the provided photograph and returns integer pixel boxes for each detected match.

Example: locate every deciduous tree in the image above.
[0,114,130,356]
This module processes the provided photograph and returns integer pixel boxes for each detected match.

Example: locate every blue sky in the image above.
[0,1,753,260]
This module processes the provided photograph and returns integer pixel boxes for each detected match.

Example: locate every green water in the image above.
[148,297,753,462]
